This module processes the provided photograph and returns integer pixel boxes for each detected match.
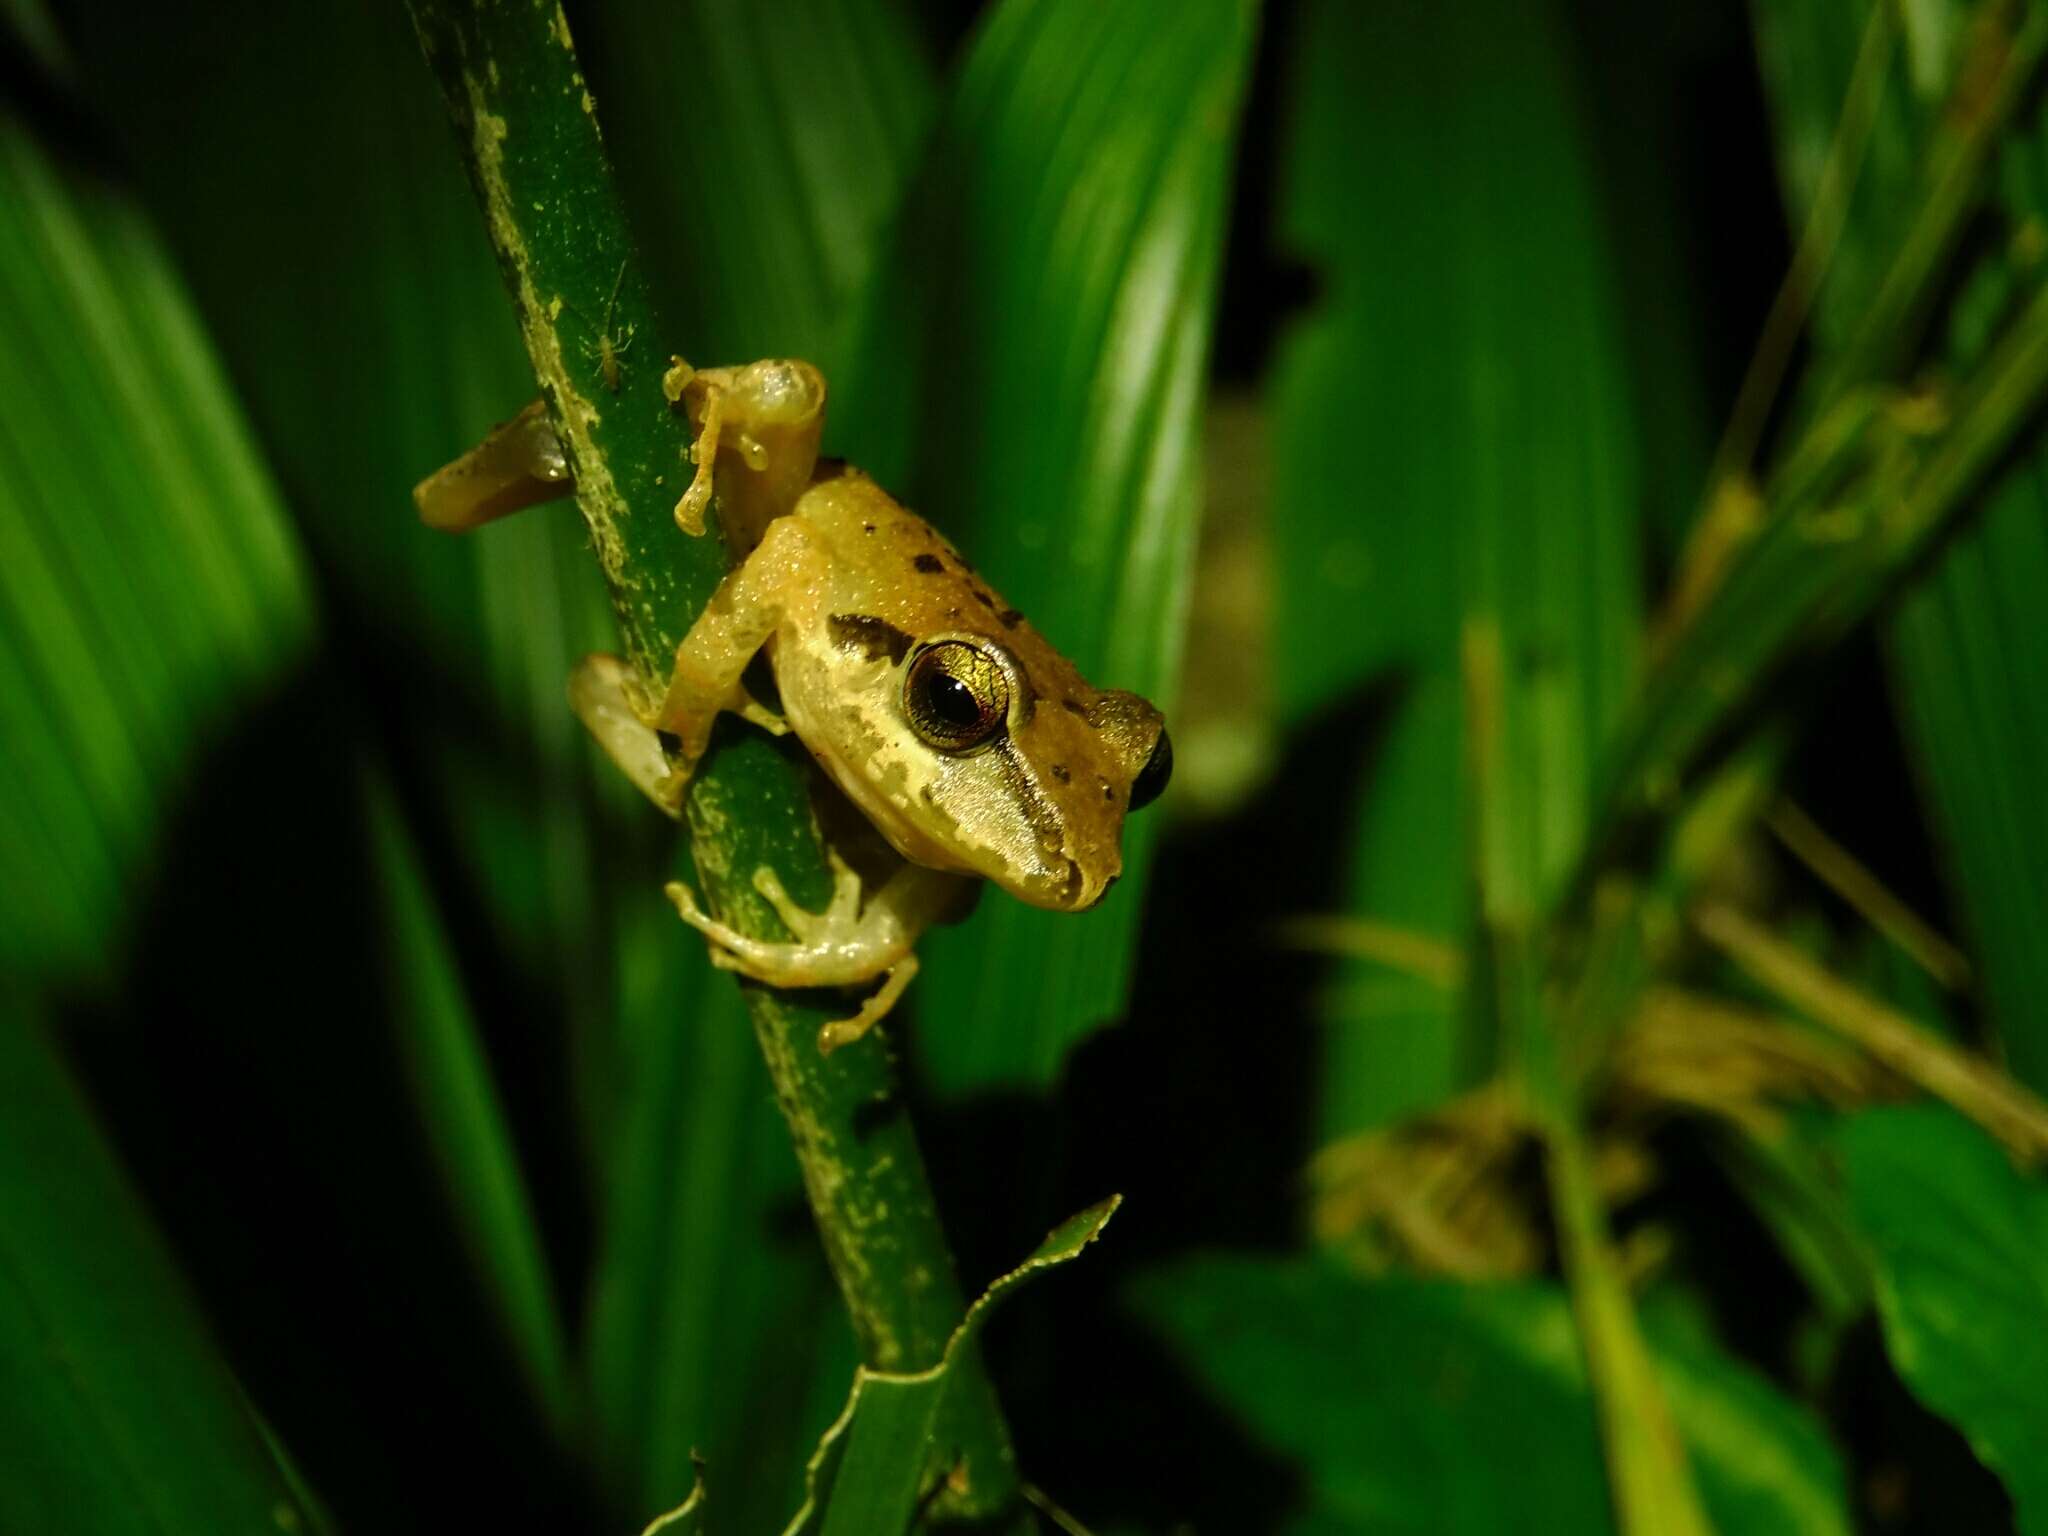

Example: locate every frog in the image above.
[415,358,1172,1051]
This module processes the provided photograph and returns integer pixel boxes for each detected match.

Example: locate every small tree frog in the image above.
[416,359,1172,1050]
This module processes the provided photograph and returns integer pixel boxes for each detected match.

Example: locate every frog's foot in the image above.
[664,358,826,551]
[816,958,919,1054]
[570,654,688,817]
[662,846,927,1053]
[672,369,722,536]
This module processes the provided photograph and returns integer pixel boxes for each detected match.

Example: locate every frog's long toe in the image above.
[664,879,766,967]
[817,955,918,1055]
[751,847,864,937]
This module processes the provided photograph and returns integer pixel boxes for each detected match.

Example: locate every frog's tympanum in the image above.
[416,360,1171,1050]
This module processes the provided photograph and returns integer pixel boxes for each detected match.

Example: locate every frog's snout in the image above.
[1128,726,1172,811]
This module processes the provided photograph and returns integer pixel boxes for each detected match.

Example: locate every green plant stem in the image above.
[1495,933,1715,1536]
[405,0,1018,1509]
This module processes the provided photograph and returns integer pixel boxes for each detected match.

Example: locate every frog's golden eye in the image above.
[904,641,1009,751]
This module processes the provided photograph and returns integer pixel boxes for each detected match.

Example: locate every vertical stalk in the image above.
[406,0,1018,1512]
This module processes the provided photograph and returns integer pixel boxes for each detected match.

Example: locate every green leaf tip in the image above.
[958,1193,1122,1339]
[781,1196,1122,1536]
[640,1464,707,1536]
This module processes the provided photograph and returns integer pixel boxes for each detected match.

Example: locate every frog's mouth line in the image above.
[1059,856,1086,908]
[993,739,1088,907]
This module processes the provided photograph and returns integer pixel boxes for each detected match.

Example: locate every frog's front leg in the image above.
[665,848,970,1052]
[567,513,826,813]
[648,512,828,794]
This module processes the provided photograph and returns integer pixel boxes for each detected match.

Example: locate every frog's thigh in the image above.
[568,654,679,816]
[414,399,572,532]
[655,513,826,766]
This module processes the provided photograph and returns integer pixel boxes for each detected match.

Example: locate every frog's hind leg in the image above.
[664,849,965,1053]
[414,399,573,532]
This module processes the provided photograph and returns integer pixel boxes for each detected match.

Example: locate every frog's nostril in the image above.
[1128,727,1172,811]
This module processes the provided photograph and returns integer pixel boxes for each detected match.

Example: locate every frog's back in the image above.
[793,463,1037,644]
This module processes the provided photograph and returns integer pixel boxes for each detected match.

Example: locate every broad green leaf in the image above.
[0,1010,325,1534]
[55,0,617,1008]
[0,87,310,989]
[784,1198,1120,1536]
[1269,0,1645,1129]
[835,0,1260,1092]
[1752,0,2048,1092]
[583,0,937,382]
[1134,1256,1849,1536]
[56,0,624,1432]
[1840,1104,2048,1533]
[3,19,595,1518]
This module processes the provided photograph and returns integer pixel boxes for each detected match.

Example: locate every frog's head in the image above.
[872,633,1171,911]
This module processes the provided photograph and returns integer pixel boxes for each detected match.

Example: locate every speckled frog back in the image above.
[776,463,1167,910]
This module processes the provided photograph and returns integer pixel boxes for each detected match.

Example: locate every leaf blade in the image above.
[1840,1104,2048,1534]
[0,1012,325,1535]
[837,0,1261,1092]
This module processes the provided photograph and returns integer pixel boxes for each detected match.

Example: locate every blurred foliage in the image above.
[4,0,2048,1531]
[1755,0,2048,1096]
[1137,1256,1847,1536]
[1840,1106,2048,1535]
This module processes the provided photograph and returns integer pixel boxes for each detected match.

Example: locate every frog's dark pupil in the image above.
[927,671,982,729]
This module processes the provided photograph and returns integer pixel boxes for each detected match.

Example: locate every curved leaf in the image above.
[0,1012,325,1534]
[785,1198,1120,1536]
[0,91,310,989]
[1841,1104,2048,1534]
[365,771,575,1433]
[838,0,1260,1092]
